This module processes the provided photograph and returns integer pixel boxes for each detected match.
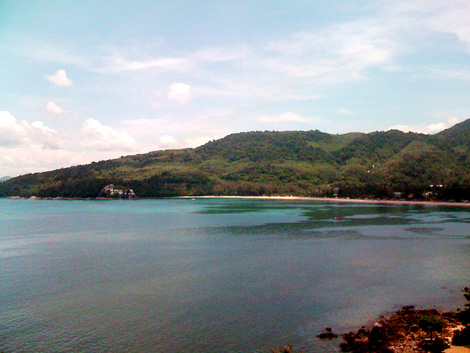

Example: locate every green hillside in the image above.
[2,121,470,200]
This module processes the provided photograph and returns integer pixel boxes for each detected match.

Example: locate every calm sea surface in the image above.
[1,198,470,352]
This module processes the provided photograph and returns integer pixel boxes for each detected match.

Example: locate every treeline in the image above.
[2,119,470,200]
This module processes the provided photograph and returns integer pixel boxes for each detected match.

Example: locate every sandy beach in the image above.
[445,346,470,353]
[183,195,470,207]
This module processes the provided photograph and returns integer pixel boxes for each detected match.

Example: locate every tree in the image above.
[418,315,444,341]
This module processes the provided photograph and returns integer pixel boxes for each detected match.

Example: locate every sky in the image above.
[1,0,470,177]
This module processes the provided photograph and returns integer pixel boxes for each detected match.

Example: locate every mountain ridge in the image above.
[2,121,470,200]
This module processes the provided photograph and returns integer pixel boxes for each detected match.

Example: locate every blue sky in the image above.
[1,1,470,176]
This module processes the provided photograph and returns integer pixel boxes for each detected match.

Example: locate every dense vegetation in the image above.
[2,119,470,200]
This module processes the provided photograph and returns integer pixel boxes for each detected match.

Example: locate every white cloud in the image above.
[0,146,71,177]
[121,115,231,148]
[167,83,193,105]
[388,119,460,134]
[45,102,64,115]
[398,0,470,45]
[105,54,191,72]
[0,146,141,178]
[0,111,27,146]
[0,111,62,149]
[425,118,463,133]
[159,135,181,149]
[81,118,139,152]
[158,135,215,150]
[258,112,310,123]
[46,69,73,87]
[426,122,448,133]
[0,114,150,177]
[265,19,399,81]
[30,121,63,149]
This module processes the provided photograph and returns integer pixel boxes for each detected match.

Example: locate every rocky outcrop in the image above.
[338,306,458,353]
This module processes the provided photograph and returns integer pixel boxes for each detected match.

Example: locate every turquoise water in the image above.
[1,198,470,352]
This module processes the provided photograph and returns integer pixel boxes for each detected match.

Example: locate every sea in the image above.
[1,198,470,352]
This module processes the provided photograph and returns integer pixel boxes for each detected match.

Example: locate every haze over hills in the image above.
[2,120,470,200]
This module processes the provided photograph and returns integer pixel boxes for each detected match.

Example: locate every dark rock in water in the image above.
[317,327,338,339]
[317,332,338,339]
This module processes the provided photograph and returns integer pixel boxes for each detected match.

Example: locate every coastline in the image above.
[331,304,470,353]
[6,195,470,207]
[181,195,470,207]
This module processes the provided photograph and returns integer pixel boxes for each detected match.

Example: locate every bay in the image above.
[1,198,470,352]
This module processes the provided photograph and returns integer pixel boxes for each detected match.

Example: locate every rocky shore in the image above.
[316,287,470,353]
[287,288,470,353]
[335,306,464,353]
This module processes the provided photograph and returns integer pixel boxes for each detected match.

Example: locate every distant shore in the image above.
[180,195,470,207]
[6,195,470,207]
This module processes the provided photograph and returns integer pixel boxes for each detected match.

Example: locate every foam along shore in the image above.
[181,195,470,207]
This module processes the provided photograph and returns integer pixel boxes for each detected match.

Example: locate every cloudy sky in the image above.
[1,1,470,177]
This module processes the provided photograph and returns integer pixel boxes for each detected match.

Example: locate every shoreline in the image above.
[181,195,470,207]
[331,286,470,352]
[6,195,470,207]
[330,304,470,353]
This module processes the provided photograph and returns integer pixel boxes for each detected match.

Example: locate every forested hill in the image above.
[2,119,470,200]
